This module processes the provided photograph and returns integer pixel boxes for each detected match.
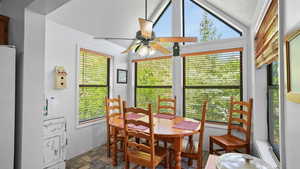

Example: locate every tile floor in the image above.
[66,144,209,169]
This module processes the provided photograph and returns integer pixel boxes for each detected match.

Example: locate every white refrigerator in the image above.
[0,46,15,169]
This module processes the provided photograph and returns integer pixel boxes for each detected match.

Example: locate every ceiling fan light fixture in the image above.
[137,45,155,57]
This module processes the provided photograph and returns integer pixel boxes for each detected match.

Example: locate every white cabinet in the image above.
[43,117,67,169]
[0,46,15,169]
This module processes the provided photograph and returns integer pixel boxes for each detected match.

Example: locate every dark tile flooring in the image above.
[66,144,209,169]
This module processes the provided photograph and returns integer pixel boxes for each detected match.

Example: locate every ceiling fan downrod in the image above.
[145,0,148,20]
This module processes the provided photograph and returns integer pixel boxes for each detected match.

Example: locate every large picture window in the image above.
[135,59,173,110]
[78,48,110,124]
[183,0,242,43]
[267,61,280,159]
[183,51,242,122]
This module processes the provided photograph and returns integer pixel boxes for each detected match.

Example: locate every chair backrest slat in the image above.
[127,131,151,140]
[157,95,176,115]
[227,97,253,144]
[231,118,247,125]
[126,120,151,128]
[125,107,151,116]
[127,141,151,153]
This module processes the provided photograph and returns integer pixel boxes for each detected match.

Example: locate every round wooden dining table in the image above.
[109,114,201,169]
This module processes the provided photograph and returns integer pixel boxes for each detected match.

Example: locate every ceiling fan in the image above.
[94,0,197,57]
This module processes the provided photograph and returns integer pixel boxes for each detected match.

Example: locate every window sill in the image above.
[76,117,106,129]
[254,140,279,169]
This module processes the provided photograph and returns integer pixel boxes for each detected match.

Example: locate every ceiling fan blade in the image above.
[121,40,141,54]
[94,37,136,40]
[139,18,153,39]
[150,42,171,55]
[155,37,197,42]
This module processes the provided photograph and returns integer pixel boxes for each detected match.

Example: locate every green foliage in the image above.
[79,50,108,122]
[199,12,222,42]
[136,59,173,111]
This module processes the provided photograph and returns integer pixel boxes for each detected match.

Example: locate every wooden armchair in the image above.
[209,97,253,155]
[170,101,208,169]
[123,102,169,169]
[157,96,176,115]
[105,96,124,160]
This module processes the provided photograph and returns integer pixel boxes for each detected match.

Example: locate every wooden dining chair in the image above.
[209,97,253,155]
[169,101,208,169]
[123,102,169,169]
[157,96,176,148]
[105,96,124,159]
[157,96,176,115]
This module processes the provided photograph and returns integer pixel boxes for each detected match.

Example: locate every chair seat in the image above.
[211,135,247,148]
[127,147,167,167]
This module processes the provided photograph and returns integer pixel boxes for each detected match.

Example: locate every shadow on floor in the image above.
[66,145,209,169]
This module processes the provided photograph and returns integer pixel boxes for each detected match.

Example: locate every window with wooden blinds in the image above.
[79,48,110,124]
[183,51,243,122]
[135,58,173,110]
[255,0,278,68]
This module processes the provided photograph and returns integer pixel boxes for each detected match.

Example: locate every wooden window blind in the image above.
[183,51,242,122]
[79,48,110,124]
[135,58,173,110]
[255,0,278,68]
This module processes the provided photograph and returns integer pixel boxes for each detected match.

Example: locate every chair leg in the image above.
[188,158,193,166]
[246,145,250,154]
[164,141,167,148]
[165,150,170,169]
[169,151,173,168]
[121,141,126,161]
[209,137,213,154]
[197,153,202,169]
[125,155,129,169]
[107,140,111,158]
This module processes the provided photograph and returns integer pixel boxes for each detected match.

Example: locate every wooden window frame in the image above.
[77,48,110,125]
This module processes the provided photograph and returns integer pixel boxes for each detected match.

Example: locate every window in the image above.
[183,51,242,122]
[267,61,280,159]
[183,0,241,43]
[78,48,110,124]
[153,2,173,48]
[135,59,173,110]
[153,1,172,37]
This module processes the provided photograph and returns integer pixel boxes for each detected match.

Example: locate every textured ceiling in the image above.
[48,0,266,47]
[48,0,164,47]
[205,0,263,26]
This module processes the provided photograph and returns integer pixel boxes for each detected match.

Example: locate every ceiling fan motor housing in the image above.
[136,31,155,43]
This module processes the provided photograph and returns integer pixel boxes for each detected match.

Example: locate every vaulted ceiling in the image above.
[205,0,262,26]
[48,0,267,48]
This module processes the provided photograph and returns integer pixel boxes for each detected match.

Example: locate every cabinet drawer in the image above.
[43,118,66,136]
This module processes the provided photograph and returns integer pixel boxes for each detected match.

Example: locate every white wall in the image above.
[21,9,46,169]
[282,0,300,168]
[248,1,282,168]
[45,19,127,159]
